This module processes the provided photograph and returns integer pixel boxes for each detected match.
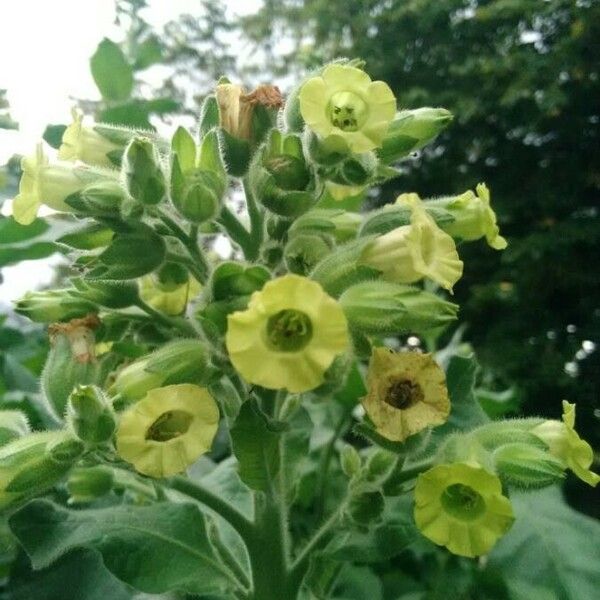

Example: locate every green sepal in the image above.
[198,94,220,137]
[359,204,455,237]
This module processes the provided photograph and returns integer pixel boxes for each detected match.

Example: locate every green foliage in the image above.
[91,39,134,102]
[9,499,236,596]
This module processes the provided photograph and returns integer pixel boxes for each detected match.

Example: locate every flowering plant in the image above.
[1,59,597,599]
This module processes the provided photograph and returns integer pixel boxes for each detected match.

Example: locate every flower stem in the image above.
[218,204,254,258]
[242,177,264,261]
[134,298,197,337]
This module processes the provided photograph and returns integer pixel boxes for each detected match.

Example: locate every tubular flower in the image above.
[361,195,463,292]
[414,463,515,557]
[116,384,219,478]
[58,109,126,168]
[12,144,117,225]
[361,348,450,442]
[226,274,350,393]
[532,401,599,487]
[139,274,201,316]
[429,183,507,250]
[299,64,396,154]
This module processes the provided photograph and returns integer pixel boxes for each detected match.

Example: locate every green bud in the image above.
[340,445,362,478]
[67,385,116,444]
[364,449,398,484]
[209,262,271,302]
[0,411,30,447]
[109,339,217,403]
[493,442,566,489]
[0,432,80,508]
[250,130,319,218]
[289,209,362,244]
[65,179,126,217]
[42,316,102,419]
[156,262,190,290]
[123,137,165,205]
[339,281,458,336]
[378,108,453,164]
[325,152,379,187]
[15,290,95,323]
[67,466,114,503]
[71,277,139,309]
[346,491,384,526]
[171,130,226,223]
[284,233,332,275]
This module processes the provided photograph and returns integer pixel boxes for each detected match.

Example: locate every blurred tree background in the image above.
[1,0,598,515]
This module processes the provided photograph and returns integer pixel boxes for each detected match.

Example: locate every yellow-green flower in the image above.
[361,195,463,291]
[299,64,396,154]
[58,109,123,168]
[12,144,117,225]
[532,401,599,487]
[361,348,450,442]
[414,463,515,557]
[226,274,350,393]
[116,384,219,478]
[139,274,201,316]
[430,184,507,250]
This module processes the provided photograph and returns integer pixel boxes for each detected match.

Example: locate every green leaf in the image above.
[488,486,600,600]
[42,124,67,150]
[7,548,133,600]
[133,35,163,70]
[9,499,236,596]
[230,398,283,491]
[90,39,133,102]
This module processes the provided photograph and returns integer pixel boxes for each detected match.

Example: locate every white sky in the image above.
[0,0,260,303]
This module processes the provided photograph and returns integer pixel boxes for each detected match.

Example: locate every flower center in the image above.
[145,410,193,442]
[384,378,424,409]
[441,483,486,521]
[266,309,313,352]
[328,91,368,132]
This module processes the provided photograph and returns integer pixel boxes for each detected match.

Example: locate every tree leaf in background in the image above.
[99,99,180,129]
[133,35,164,71]
[488,486,600,600]
[7,548,133,600]
[9,499,235,596]
[42,124,67,150]
[90,38,134,102]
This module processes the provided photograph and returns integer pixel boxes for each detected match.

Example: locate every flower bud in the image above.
[284,233,332,275]
[425,184,507,250]
[340,444,362,477]
[170,129,226,223]
[65,179,126,217]
[71,277,139,309]
[208,261,271,302]
[109,339,217,403]
[67,385,116,444]
[15,290,95,323]
[493,442,565,489]
[59,109,141,168]
[0,411,30,447]
[42,315,102,418]
[67,465,114,503]
[364,449,398,483]
[249,129,318,217]
[346,490,385,526]
[0,431,82,508]
[123,137,165,205]
[378,108,453,163]
[339,281,458,336]
[12,144,119,225]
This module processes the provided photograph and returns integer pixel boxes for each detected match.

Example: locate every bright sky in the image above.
[0,0,260,303]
